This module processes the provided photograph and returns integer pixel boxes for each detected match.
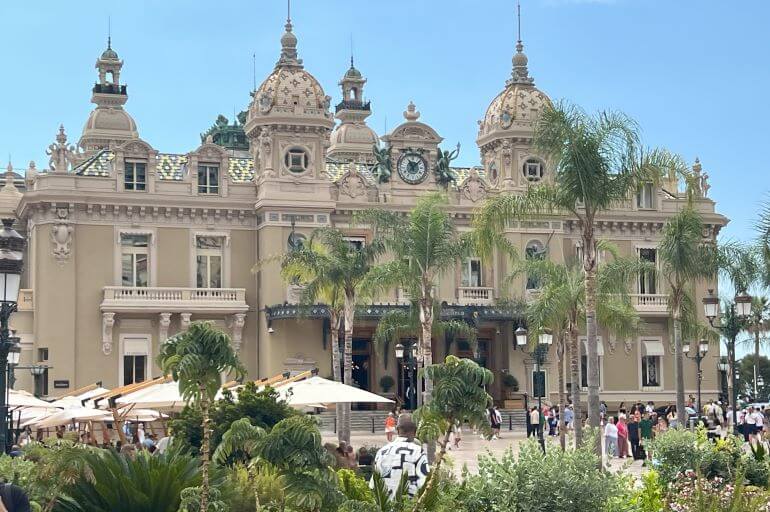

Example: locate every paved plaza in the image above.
[324,431,645,478]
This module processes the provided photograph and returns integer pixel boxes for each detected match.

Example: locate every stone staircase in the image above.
[316,409,527,433]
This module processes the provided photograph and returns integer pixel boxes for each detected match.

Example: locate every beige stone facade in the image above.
[6,16,727,408]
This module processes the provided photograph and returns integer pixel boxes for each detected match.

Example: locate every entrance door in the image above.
[351,338,371,410]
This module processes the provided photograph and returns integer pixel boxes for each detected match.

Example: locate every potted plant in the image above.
[379,375,395,393]
[502,373,519,398]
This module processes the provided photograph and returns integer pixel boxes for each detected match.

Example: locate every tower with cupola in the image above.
[244,12,335,205]
[327,58,377,163]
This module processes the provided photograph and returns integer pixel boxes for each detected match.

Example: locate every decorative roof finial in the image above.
[108,16,111,49]
[276,0,302,68]
[350,33,354,68]
[509,1,534,86]
[403,101,420,122]
[56,124,67,144]
[3,161,16,191]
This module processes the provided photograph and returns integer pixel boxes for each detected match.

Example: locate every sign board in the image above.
[53,380,70,389]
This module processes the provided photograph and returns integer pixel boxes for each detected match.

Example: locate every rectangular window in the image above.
[532,370,546,398]
[123,355,147,386]
[637,248,657,295]
[196,236,223,288]
[37,348,49,362]
[122,335,149,386]
[121,234,149,287]
[462,258,483,287]
[34,369,49,397]
[124,161,147,191]
[197,165,219,194]
[642,355,661,387]
[636,183,655,209]
[344,236,366,252]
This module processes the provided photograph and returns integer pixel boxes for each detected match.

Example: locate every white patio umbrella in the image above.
[29,407,112,428]
[114,381,188,411]
[8,390,54,409]
[49,387,110,409]
[274,376,394,406]
[117,407,168,423]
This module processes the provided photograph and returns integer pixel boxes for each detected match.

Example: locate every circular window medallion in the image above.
[284,148,310,173]
[522,158,544,182]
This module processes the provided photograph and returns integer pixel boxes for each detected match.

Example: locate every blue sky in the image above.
[1,0,768,247]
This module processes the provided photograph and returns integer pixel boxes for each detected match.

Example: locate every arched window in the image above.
[525,240,546,290]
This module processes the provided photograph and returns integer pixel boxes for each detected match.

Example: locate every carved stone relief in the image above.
[102,312,116,355]
[460,169,487,203]
[229,313,246,352]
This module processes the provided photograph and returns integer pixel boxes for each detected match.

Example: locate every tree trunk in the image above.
[754,329,760,399]
[330,312,344,445]
[413,424,452,512]
[673,316,687,428]
[200,389,211,512]
[419,286,436,463]
[569,325,583,447]
[557,335,566,452]
[342,293,356,444]
[584,261,601,460]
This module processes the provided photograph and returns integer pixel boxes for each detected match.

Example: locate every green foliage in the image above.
[738,354,770,398]
[501,373,519,391]
[179,486,229,512]
[172,383,295,454]
[750,440,768,461]
[743,456,770,488]
[337,469,374,503]
[457,441,623,512]
[54,445,214,512]
[649,428,706,485]
[378,375,395,392]
[159,322,245,405]
[633,470,665,512]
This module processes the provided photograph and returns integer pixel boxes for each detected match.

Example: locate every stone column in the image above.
[180,313,192,330]
[159,312,172,344]
[230,313,246,352]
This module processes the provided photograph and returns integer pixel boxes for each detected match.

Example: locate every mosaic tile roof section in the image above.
[74,149,114,177]
[454,167,485,184]
[228,158,254,182]
[325,161,375,184]
[157,154,187,181]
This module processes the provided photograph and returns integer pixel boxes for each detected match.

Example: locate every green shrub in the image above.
[171,382,296,453]
[742,457,770,488]
[54,444,220,512]
[458,440,623,512]
[338,469,373,503]
[649,428,706,485]
[501,373,519,391]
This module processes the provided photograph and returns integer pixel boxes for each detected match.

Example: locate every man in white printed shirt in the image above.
[371,414,429,498]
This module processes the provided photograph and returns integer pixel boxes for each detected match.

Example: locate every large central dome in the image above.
[477,41,550,147]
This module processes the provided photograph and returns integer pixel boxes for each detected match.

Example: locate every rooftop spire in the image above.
[276,0,302,67]
[509,1,534,86]
[107,16,111,49]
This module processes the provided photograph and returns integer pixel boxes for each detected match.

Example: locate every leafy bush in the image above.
[666,470,770,512]
[54,444,219,512]
[457,440,623,512]
[649,428,706,485]
[742,456,770,488]
[170,382,296,453]
[501,373,519,391]
[337,469,373,503]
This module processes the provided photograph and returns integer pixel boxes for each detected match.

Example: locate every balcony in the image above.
[457,286,495,305]
[101,286,248,314]
[17,289,34,311]
[631,294,669,314]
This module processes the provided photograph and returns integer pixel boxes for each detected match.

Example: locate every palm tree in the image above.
[745,296,770,399]
[158,321,245,512]
[358,193,473,400]
[658,207,720,427]
[475,101,687,451]
[512,243,643,448]
[276,227,384,444]
[279,237,346,442]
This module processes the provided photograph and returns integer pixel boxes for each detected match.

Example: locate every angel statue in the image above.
[435,142,460,188]
[370,144,392,184]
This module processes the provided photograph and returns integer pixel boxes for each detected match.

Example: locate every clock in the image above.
[397,153,428,184]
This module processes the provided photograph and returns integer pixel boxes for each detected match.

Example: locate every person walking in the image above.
[384,412,397,442]
[564,405,574,431]
[528,406,540,438]
[604,417,618,459]
[627,414,641,460]
[371,414,429,498]
[489,406,502,440]
[639,412,654,463]
[616,416,629,458]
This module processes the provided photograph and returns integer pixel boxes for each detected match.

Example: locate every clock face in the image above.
[397,153,428,184]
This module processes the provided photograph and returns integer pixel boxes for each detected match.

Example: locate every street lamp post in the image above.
[682,339,709,417]
[395,342,418,410]
[703,289,751,436]
[0,219,26,454]
[515,326,551,453]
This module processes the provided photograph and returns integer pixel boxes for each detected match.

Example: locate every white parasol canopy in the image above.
[49,387,110,409]
[117,407,168,422]
[29,407,113,428]
[8,390,55,409]
[274,376,394,406]
[114,381,188,411]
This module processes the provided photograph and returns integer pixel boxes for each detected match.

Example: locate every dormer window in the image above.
[124,161,146,191]
[637,182,655,209]
[523,158,544,182]
[285,148,309,173]
[198,164,219,194]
